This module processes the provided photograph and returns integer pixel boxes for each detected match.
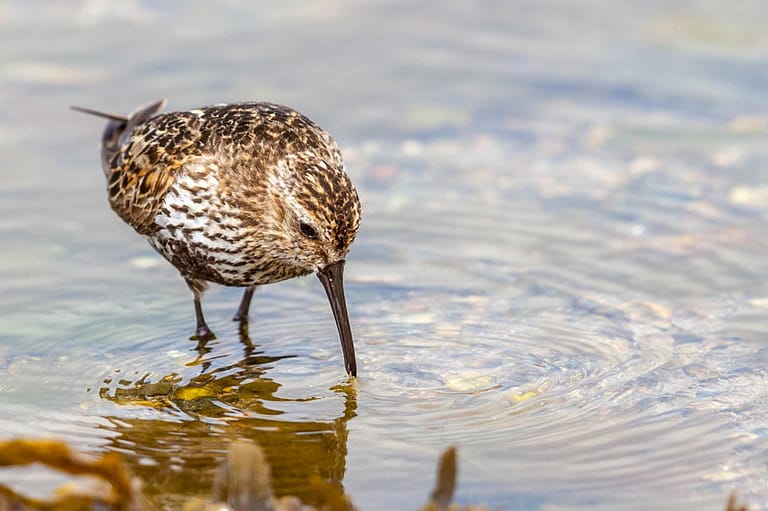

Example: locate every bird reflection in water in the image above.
[98,323,356,508]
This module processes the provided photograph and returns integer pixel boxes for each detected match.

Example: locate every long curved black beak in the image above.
[317,260,357,376]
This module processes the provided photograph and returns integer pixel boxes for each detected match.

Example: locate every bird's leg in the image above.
[184,277,215,340]
[193,296,214,339]
[233,286,256,323]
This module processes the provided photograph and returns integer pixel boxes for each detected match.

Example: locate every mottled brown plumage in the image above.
[73,100,362,375]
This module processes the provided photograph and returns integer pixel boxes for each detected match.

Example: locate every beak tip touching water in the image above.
[317,260,357,377]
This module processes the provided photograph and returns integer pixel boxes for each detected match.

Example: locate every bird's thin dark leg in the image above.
[233,286,256,323]
[192,296,215,339]
[185,277,215,339]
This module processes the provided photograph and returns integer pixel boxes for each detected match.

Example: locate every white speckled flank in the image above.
[150,170,259,285]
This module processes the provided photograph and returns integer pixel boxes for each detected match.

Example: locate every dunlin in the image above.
[73,100,362,375]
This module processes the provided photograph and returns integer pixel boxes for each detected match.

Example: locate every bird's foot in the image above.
[233,287,255,323]
[191,324,216,341]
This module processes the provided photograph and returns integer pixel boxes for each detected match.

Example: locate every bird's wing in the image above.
[106,111,206,235]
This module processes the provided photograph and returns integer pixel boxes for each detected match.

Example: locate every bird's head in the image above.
[278,144,362,377]
[233,109,362,375]
[279,154,362,274]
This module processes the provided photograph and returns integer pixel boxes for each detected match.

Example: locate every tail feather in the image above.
[72,99,167,175]
[70,99,167,125]
[126,99,167,128]
[70,105,128,122]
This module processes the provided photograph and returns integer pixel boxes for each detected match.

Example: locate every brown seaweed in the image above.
[0,438,151,510]
[0,438,748,510]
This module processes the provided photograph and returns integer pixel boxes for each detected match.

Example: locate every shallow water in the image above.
[2,1,768,509]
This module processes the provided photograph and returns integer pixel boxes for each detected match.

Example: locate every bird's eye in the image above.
[299,221,318,239]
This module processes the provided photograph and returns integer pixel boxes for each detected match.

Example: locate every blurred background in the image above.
[1,1,768,509]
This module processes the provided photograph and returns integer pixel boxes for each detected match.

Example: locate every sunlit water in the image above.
[2,1,768,509]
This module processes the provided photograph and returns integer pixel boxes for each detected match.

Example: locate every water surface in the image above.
[1,1,768,509]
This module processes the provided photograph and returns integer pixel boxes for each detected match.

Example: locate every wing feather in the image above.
[107,112,203,234]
